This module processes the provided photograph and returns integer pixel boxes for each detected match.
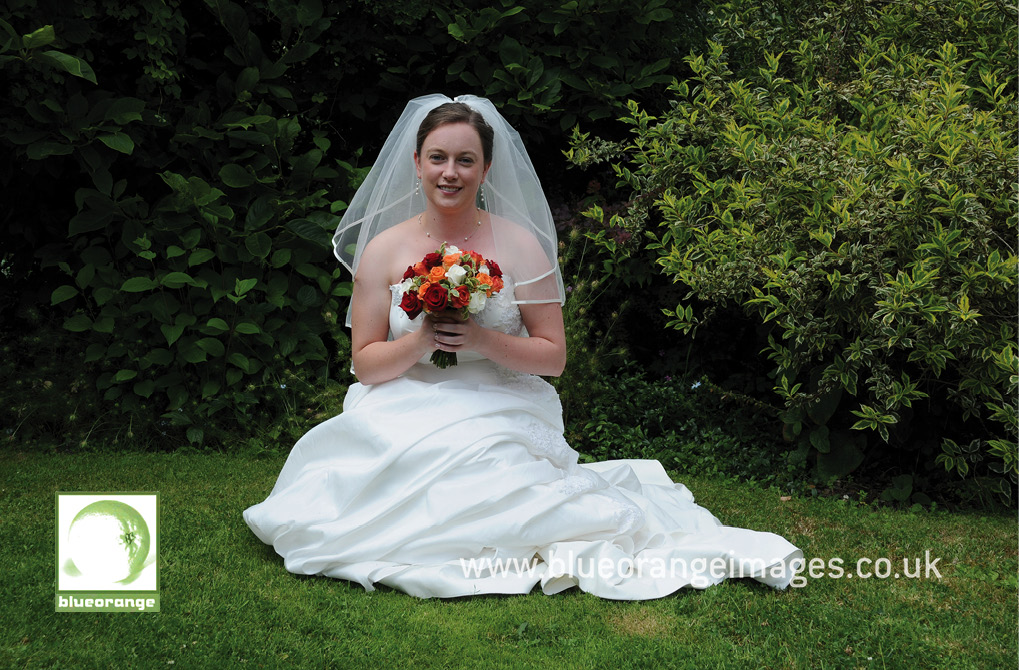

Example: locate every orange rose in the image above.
[413,261,428,276]
[490,276,504,293]
[442,253,461,269]
[476,274,496,296]
[450,285,470,309]
[428,266,446,281]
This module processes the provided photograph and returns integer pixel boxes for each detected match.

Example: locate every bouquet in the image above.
[398,243,504,368]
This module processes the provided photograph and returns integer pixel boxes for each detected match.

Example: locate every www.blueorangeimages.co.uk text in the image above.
[458,550,942,589]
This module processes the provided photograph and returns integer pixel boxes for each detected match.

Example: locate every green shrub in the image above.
[1,0,354,447]
[552,223,632,428]
[567,370,803,486]
[0,307,103,449]
[427,0,696,132]
[251,0,702,168]
[570,0,1018,502]
[1,0,705,449]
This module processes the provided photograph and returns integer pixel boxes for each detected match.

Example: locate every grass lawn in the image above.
[2,450,1016,669]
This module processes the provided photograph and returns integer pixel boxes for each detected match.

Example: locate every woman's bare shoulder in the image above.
[358,220,417,270]
[490,214,552,260]
[490,214,541,245]
[361,218,417,257]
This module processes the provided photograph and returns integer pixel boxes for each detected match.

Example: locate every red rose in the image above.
[450,285,470,309]
[402,266,416,280]
[423,252,444,270]
[399,292,422,320]
[420,282,448,312]
[485,260,503,278]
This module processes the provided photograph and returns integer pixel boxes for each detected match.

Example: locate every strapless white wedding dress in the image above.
[243,280,803,599]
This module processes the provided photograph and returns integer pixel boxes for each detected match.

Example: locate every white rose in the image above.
[399,278,416,294]
[444,245,461,256]
[445,264,467,286]
[468,291,487,313]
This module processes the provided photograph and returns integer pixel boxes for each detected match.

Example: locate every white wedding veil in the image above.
[332,94,565,327]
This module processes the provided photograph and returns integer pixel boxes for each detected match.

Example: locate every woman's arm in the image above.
[432,301,566,377]
[349,243,435,385]
[350,228,567,383]
[355,294,566,382]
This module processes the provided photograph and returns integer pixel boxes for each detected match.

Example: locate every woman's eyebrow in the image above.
[424,146,479,156]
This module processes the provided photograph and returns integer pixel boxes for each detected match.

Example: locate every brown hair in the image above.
[416,102,494,165]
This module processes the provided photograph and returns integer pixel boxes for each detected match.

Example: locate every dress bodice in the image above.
[389,277,526,366]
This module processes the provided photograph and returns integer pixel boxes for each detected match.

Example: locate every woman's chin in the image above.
[430,192,473,211]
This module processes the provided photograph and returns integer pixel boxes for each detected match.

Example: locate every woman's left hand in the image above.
[427,312,481,353]
[424,302,566,378]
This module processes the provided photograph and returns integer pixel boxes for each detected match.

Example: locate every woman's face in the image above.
[414,122,490,214]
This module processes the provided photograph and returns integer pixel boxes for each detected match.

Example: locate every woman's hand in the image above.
[424,312,480,354]
[425,302,566,377]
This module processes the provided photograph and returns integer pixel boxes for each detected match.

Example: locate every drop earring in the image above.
[414,178,421,197]
[478,182,487,209]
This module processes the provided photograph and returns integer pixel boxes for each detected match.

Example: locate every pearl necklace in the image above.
[418,210,483,244]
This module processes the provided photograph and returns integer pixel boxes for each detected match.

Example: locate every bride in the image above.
[243,95,803,599]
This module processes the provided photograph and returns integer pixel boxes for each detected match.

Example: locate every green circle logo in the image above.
[66,500,151,583]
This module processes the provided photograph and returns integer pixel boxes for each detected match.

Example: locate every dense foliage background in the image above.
[1,0,1015,505]
[570,0,1017,504]
[0,0,699,448]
